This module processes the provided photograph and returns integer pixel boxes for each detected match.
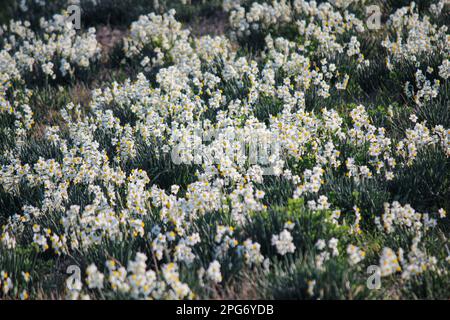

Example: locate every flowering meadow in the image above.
[0,0,449,300]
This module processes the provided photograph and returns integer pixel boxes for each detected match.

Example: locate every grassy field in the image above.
[0,0,449,300]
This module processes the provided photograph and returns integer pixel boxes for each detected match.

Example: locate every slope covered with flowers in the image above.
[0,0,449,299]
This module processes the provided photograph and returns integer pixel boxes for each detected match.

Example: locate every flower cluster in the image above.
[0,14,100,83]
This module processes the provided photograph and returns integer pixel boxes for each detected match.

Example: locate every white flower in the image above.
[438,59,449,79]
[206,260,222,283]
[272,229,296,255]
[346,245,365,265]
[379,247,401,277]
[328,238,339,257]
[242,239,264,266]
[86,264,104,289]
[315,239,326,251]
[140,56,150,67]
[284,220,295,230]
